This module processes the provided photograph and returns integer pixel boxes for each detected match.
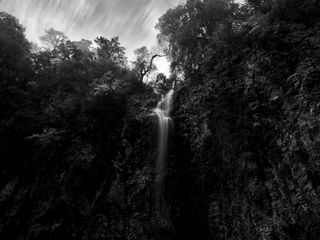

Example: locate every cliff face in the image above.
[0,92,160,240]
[168,20,320,240]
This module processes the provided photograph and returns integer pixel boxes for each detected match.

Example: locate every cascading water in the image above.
[153,89,174,215]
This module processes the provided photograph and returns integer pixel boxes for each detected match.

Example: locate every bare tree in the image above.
[133,46,167,83]
[40,28,68,50]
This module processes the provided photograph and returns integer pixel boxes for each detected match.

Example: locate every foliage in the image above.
[248,0,320,23]
[2,1,320,239]
[40,28,69,50]
[95,36,127,67]
[0,12,37,172]
[132,46,158,83]
[156,0,246,77]
[163,1,320,239]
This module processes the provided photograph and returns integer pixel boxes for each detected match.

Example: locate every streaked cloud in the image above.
[0,0,182,61]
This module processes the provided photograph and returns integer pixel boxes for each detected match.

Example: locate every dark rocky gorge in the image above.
[2,0,320,239]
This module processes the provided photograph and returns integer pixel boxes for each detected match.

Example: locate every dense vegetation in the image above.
[1,0,320,239]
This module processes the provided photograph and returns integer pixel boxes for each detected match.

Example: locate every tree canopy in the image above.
[40,28,69,50]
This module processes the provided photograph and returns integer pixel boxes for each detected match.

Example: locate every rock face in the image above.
[0,91,160,240]
[167,21,320,240]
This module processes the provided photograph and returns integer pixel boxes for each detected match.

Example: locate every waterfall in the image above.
[153,89,174,215]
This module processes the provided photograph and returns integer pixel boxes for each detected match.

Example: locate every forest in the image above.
[1,0,320,239]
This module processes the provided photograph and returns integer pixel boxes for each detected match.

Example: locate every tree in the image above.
[73,39,92,57]
[153,73,175,92]
[0,12,31,70]
[132,46,167,83]
[95,36,127,67]
[0,11,33,117]
[0,12,39,174]
[40,28,68,50]
[156,0,242,76]
[248,0,320,22]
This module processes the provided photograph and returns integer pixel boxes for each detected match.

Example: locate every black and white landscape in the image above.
[1,0,320,239]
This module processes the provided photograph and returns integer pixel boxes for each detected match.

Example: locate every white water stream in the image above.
[153,89,174,214]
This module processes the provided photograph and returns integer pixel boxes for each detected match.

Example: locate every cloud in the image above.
[0,0,181,59]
